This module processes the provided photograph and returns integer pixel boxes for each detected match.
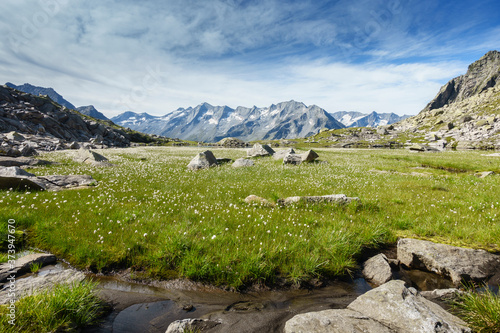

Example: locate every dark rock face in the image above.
[424,50,500,112]
[0,85,131,152]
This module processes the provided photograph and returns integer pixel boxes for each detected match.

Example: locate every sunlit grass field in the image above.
[1,147,499,289]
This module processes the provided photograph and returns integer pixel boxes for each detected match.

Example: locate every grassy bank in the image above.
[1,147,499,288]
[0,281,105,332]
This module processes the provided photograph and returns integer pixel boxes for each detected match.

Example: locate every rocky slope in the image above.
[332,111,410,128]
[112,100,345,142]
[394,50,500,149]
[0,85,170,156]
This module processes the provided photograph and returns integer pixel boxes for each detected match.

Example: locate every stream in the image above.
[79,267,454,333]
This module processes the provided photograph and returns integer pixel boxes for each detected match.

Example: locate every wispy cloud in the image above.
[0,0,498,117]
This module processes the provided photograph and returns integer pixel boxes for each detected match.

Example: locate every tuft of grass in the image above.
[30,262,42,274]
[452,285,500,333]
[0,281,106,333]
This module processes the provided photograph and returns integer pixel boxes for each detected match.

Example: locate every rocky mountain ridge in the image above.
[0,85,171,156]
[76,105,109,121]
[5,82,76,110]
[112,100,345,142]
[331,111,410,128]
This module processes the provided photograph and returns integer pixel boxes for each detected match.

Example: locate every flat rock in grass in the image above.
[232,158,254,168]
[362,254,393,286]
[284,309,394,333]
[475,171,495,178]
[36,175,96,190]
[0,176,46,191]
[0,253,57,282]
[0,166,35,177]
[347,280,471,333]
[0,156,53,167]
[187,150,218,170]
[244,195,271,206]
[397,238,500,286]
[273,148,295,160]
[278,194,360,206]
[165,318,220,333]
[247,143,275,157]
[0,268,85,304]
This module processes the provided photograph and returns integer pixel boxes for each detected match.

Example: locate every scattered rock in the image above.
[284,309,393,333]
[0,166,35,177]
[0,268,85,304]
[347,280,470,332]
[362,254,393,286]
[420,288,464,302]
[0,169,96,191]
[278,194,360,206]
[397,238,500,286]
[74,148,109,165]
[165,318,220,333]
[244,195,271,206]
[247,143,275,157]
[283,152,303,165]
[0,156,53,167]
[5,131,25,142]
[217,137,246,147]
[232,158,254,168]
[273,148,295,160]
[216,158,233,164]
[187,150,218,170]
[299,149,319,162]
[0,253,56,282]
[475,171,495,178]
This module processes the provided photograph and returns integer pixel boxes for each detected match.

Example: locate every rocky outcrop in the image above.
[0,166,96,191]
[397,238,500,286]
[0,253,56,282]
[362,254,393,286]
[244,195,271,206]
[247,143,275,157]
[285,280,470,333]
[424,51,500,112]
[232,158,254,168]
[187,151,218,170]
[216,137,246,147]
[283,150,319,165]
[278,194,359,206]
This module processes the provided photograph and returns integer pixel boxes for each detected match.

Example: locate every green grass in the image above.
[452,285,500,333]
[0,281,105,332]
[0,147,499,289]
[30,262,42,273]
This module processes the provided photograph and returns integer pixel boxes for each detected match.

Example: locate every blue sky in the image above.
[0,0,499,117]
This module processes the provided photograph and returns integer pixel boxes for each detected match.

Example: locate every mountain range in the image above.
[331,111,410,128]
[111,101,345,142]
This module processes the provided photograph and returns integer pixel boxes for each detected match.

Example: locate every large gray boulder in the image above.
[0,156,53,167]
[397,238,500,285]
[362,254,393,286]
[0,166,35,177]
[232,158,254,168]
[285,280,470,333]
[0,253,56,282]
[284,309,394,333]
[187,150,218,170]
[247,143,275,157]
[283,149,319,165]
[0,170,96,191]
[278,194,360,206]
[348,280,471,333]
[299,149,319,162]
